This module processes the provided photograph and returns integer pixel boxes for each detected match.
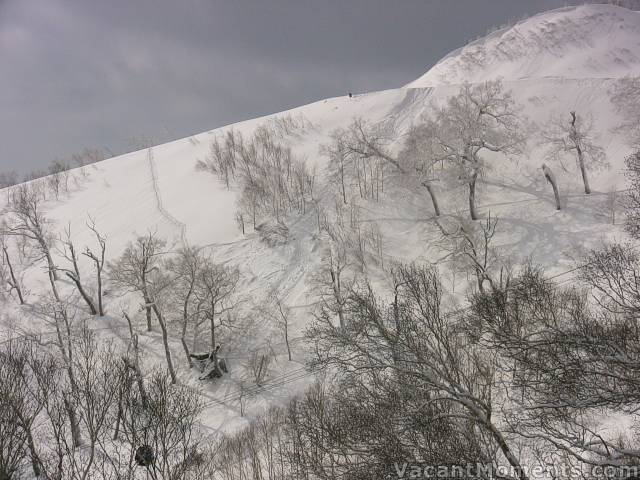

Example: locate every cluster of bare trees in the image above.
[1,184,108,315]
[1,182,242,389]
[197,123,316,232]
[210,164,640,477]
[212,240,640,478]
[323,118,397,204]
[0,327,208,479]
[1,148,107,200]
[321,81,525,220]
[322,80,611,220]
[108,235,240,383]
[264,113,315,139]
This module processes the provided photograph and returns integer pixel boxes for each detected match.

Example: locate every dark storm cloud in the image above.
[0,0,581,176]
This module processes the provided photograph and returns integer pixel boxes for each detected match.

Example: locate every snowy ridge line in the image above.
[147,147,188,246]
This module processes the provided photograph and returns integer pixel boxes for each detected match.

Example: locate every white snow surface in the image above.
[407,4,640,87]
[1,3,639,438]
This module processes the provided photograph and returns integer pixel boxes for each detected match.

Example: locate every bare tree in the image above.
[5,184,58,284]
[47,159,71,199]
[200,125,314,228]
[58,226,98,315]
[262,295,293,361]
[429,81,524,219]
[122,311,149,409]
[119,370,204,480]
[82,217,106,316]
[399,122,444,216]
[0,341,40,478]
[193,258,239,376]
[436,214,500,294]
[33,298,84,449]
[309,263,529,479]
[62,327,124,480]
[541,111,608,195]
[164,245,204,368]
[321,134,349,204]
[323,119,400,204]
[471,262,640,468]
[315,225,350,329]
[147,268,179,385]
[109,232,178,383]
[109,231,166,331]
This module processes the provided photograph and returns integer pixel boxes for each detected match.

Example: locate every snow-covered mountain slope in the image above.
[407,3,640,87]
[1,3,639,435]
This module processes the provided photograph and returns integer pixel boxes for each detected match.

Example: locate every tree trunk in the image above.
[23,424,41,477]
[330,269,345,329]
[181,315,192,369]
[422,181,441,217]
[45,250,58,281]
[151,303,177,384]
[570,111,591,195]
[64,395,82,448]
[123,312,149,408]
[284,322,292,361]
[143,291,152,331]
[340,159,347,204]
[2,245,24,304]
[542,164,561,210]
[66,273,97,315]
[468,172,479,220]
[96,269,104,316]
[576,146,591,194]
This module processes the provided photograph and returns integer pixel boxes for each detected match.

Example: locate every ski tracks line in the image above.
[147,147,188,246]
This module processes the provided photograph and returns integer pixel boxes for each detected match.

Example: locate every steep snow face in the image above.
[0,4,637,436]
[407,4,640,87]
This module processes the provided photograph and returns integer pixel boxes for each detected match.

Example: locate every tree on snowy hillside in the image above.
[399,121,443,216]
[83,217,107,316]
[323,118,400,204]
[471,261,640,469]
[309,263,529,480]
[4,184,59,284]
[109,232,178,384]
[424,80,525,220]
[109,232,166,332]
[541,111,608,195]
[199,124,314,228]
[58,226,99,315]
[192,259,239,377]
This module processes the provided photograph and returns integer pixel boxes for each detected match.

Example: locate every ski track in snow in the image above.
[147,146,188,246]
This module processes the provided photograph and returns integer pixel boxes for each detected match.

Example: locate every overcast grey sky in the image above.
[0,0,582,176]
